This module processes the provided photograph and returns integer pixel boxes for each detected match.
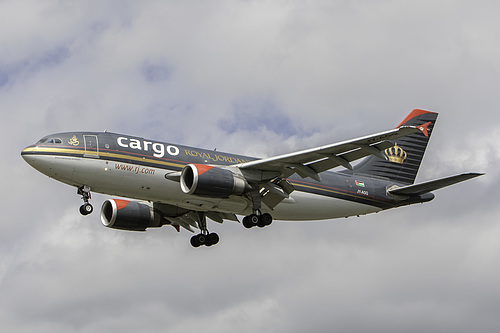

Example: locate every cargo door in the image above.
[84,135,99,158]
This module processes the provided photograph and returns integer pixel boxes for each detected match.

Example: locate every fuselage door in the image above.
[84,135,99,158]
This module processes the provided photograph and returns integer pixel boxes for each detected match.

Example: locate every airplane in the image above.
[21,109,483,247]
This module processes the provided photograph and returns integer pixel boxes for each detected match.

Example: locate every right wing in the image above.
[236,125,426,181]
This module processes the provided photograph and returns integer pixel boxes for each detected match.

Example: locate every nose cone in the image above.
[21,146,37,167]
[21,145,43,171]
[21,145,57,178]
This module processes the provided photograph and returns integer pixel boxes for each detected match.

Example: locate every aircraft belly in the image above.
[271,191,381,221]
[61,157,250,213]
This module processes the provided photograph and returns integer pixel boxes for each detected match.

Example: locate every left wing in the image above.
[237,126,424,181]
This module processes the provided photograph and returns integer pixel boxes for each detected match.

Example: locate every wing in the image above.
[237,126,423,181]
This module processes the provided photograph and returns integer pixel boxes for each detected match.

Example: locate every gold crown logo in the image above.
[384,143,407,164]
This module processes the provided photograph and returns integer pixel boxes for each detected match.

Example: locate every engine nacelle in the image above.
[100,199,163,231]
[180,164,251,198]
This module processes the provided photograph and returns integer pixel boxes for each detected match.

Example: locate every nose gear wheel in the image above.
[78,185,93,216]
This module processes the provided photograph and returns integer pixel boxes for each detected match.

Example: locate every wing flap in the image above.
[388,173,484,196]
[261,179,295,210]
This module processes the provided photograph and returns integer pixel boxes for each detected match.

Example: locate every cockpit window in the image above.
[38,137,62,144]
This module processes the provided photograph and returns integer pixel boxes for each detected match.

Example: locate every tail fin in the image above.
[350,109,439,184]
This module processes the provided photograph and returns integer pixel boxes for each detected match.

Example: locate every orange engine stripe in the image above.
[114,199,130,210]
[194,164,214,175]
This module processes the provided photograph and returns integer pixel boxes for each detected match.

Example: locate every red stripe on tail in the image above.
[396,109,435,128]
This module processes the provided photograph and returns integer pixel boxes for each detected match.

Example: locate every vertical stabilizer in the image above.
[350,109,439,184]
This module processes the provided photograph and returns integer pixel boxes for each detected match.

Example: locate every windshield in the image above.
[37,137,62,144]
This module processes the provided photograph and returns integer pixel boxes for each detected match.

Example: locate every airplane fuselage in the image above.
[21,131,433,221]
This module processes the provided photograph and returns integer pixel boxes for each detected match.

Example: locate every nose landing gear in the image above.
[78,185,93,215]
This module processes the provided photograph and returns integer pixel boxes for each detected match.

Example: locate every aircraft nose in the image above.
[21,146,38,167]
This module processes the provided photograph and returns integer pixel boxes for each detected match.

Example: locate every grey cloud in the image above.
[2,1,499,332]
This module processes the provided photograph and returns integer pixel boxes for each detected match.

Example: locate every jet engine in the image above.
[180,164,251,198]
[100,199,164,231]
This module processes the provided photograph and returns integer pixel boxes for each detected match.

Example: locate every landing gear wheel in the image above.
[243,190,274,229]
[197,234,207,246]
[190,212,221,248]
[190,235,201,248]
[243,216,254,229]
[191,233,219,248]
[243,214,260,228]
[191,234,206,247]
[79,203,93,216]
[243,213,273,229]
[206,233,219,246]
[261,213,273,226]
[249,214,260,226]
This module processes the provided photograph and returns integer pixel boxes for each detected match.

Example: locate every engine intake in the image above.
[180,164,251,198]
[100,199,163,231]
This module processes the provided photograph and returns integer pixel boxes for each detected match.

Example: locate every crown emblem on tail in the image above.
[384,143,407,164]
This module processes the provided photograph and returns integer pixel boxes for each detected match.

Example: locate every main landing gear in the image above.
[242,190,273,229]
[190,212,219,248]
[242,211,273,229]
[78,185,93,216]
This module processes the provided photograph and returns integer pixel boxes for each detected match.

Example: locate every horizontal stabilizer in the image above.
[388,173,484,196]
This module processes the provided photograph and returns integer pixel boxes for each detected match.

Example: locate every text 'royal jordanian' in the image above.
[21,109,483,248]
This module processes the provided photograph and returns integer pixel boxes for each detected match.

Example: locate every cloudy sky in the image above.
[2,0,499,332]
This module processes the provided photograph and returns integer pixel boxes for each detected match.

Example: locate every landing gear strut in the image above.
[78,185,93,216]
[190,212,219,248]
[242,191,273,229]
